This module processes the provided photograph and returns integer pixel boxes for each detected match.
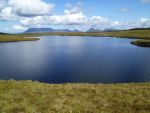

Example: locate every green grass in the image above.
[131,40,150,47]
[0,80,150,113]
[0,35,39,42]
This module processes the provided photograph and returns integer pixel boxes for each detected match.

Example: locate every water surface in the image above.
[0,36,150,83]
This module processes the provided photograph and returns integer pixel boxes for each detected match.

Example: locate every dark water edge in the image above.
[0,36,150,84]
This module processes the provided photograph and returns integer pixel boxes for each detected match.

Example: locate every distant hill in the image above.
[104,28,118,32]
[0,32,8,35]
[87,28,118,32]
[25,28,55,33]
[129,28,150,30]
[87,28,102,32]
[24,28,80,33]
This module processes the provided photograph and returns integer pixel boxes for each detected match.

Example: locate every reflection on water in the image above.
[0,36,150,83]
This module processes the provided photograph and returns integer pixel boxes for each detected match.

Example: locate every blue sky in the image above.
[0,0,150,33]
[50,0,150,21]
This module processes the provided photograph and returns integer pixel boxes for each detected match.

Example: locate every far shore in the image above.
[0,29,150,47]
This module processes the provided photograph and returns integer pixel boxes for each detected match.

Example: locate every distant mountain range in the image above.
[87,28,118,32]
[104,28,118,32]
[23,27,150,34]
[24,27,119,34]
[24,28,80,33]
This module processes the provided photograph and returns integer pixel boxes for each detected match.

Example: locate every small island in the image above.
[131,40,150,47]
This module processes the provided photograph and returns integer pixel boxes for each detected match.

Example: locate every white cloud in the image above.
[86,16,122,30]
[20,3,86,27]
[13,24,27,30]
[116,18,150,29]
[0,7,14,20]
[19,14,122,31]
[8,0,54,17]
[15,2,138,31]
[0,0,54,20]
[20,16,48,27]
[141,0,150,3]
[19,2,120,30]
[138,18,150,27]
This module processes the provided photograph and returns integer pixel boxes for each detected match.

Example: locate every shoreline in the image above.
[1,29,150,47]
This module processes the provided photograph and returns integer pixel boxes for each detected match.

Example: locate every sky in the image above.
[0,0,150,33]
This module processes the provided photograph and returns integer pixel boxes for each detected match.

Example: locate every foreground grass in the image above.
[0,80,150,113]
[131,40,150,47]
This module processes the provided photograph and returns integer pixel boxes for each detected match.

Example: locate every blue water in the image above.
[0,36,150,83]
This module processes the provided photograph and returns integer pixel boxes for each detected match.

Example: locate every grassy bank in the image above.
[0,80,150,113]
[131,40,150,47]
[0,35,39,42]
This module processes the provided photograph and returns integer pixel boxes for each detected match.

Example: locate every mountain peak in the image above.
[87,28,102,32]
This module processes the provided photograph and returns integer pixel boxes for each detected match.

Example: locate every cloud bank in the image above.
[0,0,54,19]
[0,0,150,32]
